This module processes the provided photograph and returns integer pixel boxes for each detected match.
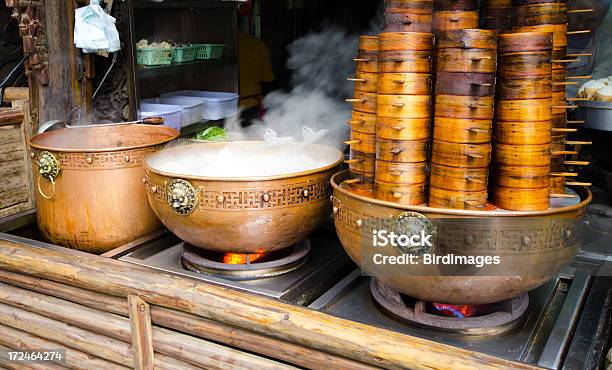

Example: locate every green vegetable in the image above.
[196,126,227,141]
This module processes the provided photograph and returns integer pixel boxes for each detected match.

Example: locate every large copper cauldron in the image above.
[332,170,592,305]
[29,124,179,253]
[143,142,343,254]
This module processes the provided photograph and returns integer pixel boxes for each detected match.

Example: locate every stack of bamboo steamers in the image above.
[345,0,591,212]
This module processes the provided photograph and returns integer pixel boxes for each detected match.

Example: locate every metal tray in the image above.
[577,100,612,131]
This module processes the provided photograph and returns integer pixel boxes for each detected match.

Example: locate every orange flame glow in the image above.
[223,253,265,265]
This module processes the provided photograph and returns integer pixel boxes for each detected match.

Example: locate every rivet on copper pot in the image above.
[30,152,36,158]
[356,219,363,228]
[217,195,225,203]
[86,157,93,164]
[465,235,474,245]
[330,195,334,202]
[125,155,130,162]
[333,206,339,214]
[522,236,531,246]
[151,186,157,194]
[564,229,572,239]
[262,193,270,202]
[142,178,146,184]
[303,189,310,197]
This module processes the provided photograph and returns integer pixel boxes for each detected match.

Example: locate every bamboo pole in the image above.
[0,327,126,370]
[2,87,29,102]
[0,282,294,370]
[128,295,155,370]
[0,271,376,370]
[0,241,540,370]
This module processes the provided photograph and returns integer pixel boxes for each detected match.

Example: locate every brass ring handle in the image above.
[166,179,197,216]
[37,175,56,199]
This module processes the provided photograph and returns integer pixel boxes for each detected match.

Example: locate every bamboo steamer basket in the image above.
[495,98,552,121]
[29,124,179,253]
[483,0,512,11]
[481,10,513,30]
[514,25,567,47]
[436,48,497,73]
[350,91,377,114]
[551,155,565,169]
[349,111,376,134]
[377,95,432,118]
[376,117,431,140]
[437,29,497,49]
[552,90,567,115]
[348,150,375,175]
[497,52,551,78]
[514,3,568,26]
[428,186,488,210]
[494,143,551,166]
[332,169,591,304]
[377,73,432,95]
[384,13,434,32]
[550,175,565,194]
[375,180,427,205]
[551,47,567,61]
[434,0,478,11]
[435,95,494,119]
[514,0,568,5]
[379,32,435,51]
[352,71,378,93]
[433,11,479,32]
[430,164,488,191]
[435,72,496,96]
[379,51,434,73]
[552,112,566,127]
[349,131,376,154]
[498,31,553,52]
[359,36,379,52]
[385,0,434,14]
[496,77,552,99]
[433,117,492,143]
[552,69,567,91]
[376,138,430,162]
[491,185,550,211]
[493,165,550,188]
[355,50,379,73]
[352,172,376,187]
[494,120,552,145]
[431,140,492,167]
[551,134,566,152]
[375,160,428,184]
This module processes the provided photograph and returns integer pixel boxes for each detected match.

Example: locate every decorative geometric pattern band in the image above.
[332,194,586,253]
[32,147,160,170]
[145,174,332,211]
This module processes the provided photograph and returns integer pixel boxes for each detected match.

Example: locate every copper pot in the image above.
[29,124,179,253]
[332,170,591,304]
[144,142,343,254]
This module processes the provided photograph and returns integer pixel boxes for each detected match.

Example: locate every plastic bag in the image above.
[74,0,121,54]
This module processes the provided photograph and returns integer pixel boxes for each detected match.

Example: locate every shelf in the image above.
[137,58,235,79]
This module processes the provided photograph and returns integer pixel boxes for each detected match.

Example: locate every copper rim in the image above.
[145,142,344,182]
[331,170,591,217]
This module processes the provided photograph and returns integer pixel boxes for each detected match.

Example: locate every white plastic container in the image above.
[138,103,182,130]
[160,90,239,120]
[142,97,204,127]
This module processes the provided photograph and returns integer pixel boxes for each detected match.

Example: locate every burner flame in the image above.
[223,252,265,265]
[432,303,476,318]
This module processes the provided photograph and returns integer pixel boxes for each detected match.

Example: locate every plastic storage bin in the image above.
[172,46,196,63]
[142,97,204,127]
[137,47,175,66]
[193,44,226,60]
[138,103,182,130]
[160,90,239,120]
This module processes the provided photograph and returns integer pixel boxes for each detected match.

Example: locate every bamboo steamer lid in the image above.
[498,31,553,52]
[494,143,551,166]
[494,98,552,122]
[551,134,566,152]
[514,3,568,27]
[433,117,492,143]
[384,13,434,33]
[385,0,434,15]
[435,72,496,96]
[496,77,552,99]
[436,48,498,73]
[514,0,568,5]
[431,140,492,168]
[358,36,379,52]
[376,117,431,141]
[355,50,379,73]
[435,95,494,120]
[377,94,432,119]
[430,164,488,191]
[491,185,550,211]
[349,111,376,135]
[375,160,428,185]
[432,11,479,32]
[493,165,551,188]
[376,138,430,162]
[379,32,435,51]
[349,131,376,154]
[379,50,434,73]
[494,120,552,145]
[375,181,427,205]
[437,29,498,49]
[434,0,479,11]
[377,72,432,95]
[549,175,565,194]
[428,187,488,210]
[497,52,551,78]
[514,25,567,47]
[348,150,375,175]
[352,71,378,93]
[351,91,377,114]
